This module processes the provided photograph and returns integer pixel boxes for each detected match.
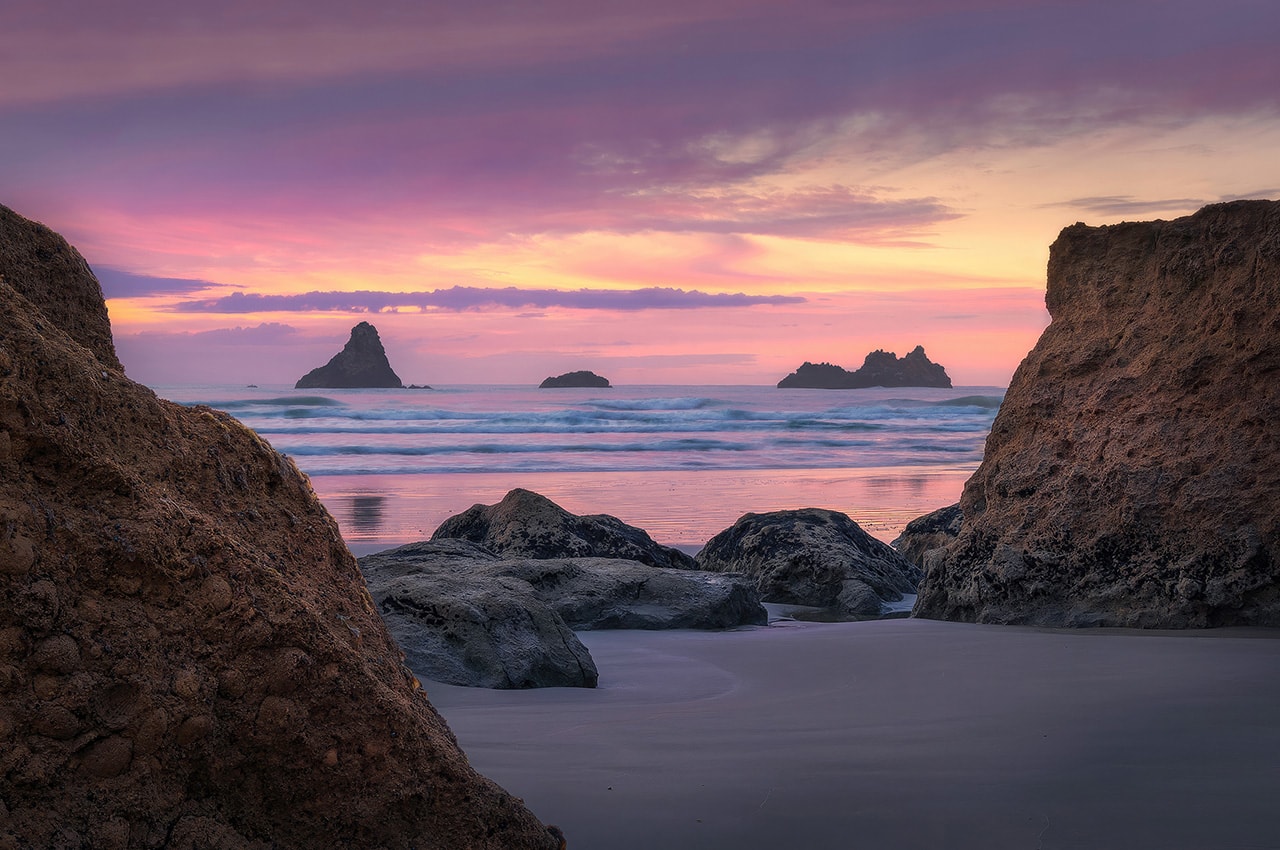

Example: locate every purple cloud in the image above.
[173,287,806,314]
[1043,196,1207,216]
[94,267,220,298]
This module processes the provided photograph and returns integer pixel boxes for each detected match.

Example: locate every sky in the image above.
[3,0,1278,387]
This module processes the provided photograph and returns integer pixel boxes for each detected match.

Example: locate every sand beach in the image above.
[427,617,1280,850]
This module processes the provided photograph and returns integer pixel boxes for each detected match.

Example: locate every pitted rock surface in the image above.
[915,201,1280,627]
[0,207,559,849]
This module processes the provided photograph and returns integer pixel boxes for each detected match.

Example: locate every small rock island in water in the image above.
[295,321,404,389]
[539,370,611,388]
[777,345,952,388]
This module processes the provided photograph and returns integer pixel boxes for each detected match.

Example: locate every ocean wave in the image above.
[185,395,345,409]
[282,438,752,457]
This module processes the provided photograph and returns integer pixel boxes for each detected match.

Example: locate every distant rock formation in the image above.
[915,201,1280,628]
[891,504,963,568]
[0,206,559,849]
[295,321,404,388]
[434,488,697,570]
[778,346,952,388]
[361,541,599,690]
[696,509,923,618]
[539,370,611,388]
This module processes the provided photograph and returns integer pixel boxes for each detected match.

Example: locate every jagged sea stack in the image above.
[295,321,404,388]
[0,205,560,849]
[915,201,1280,628]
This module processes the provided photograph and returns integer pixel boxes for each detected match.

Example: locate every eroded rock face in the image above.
[696,509,923,617]
[295,321,404,389]
[0,208,558,849]
[361,541,599,689]
[892,504,963,568]
[915,201,1280,628]
[434,488,697,569]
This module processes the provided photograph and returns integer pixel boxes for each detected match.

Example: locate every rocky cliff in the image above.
[777,345,951,388]
[295,322,404,389]
[915,201,1280,628]
[0,207,559,849]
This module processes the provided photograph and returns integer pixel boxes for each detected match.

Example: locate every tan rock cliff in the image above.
[915,200,1280,627]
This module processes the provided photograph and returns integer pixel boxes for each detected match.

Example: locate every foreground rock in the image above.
[916,200,1280,628]
[361,542,598,689]
[696,509,923,617]
[435,488,697,569]
[364,540,764,652]
[539,370,611,388]
[0,205,559,849]
[295,321,404,388]
[778,345,951,388]
[892,504,963,568]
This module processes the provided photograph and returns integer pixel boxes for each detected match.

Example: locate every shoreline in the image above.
[426,618,1280,850]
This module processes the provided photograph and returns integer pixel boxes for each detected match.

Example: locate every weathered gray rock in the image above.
[915,200,1280,628]
[696,509,923,617]
[892,504,963,567]
[434,488,697,569]
[362,539,764,642]
[295,321,404,388]
[361,540,597,689]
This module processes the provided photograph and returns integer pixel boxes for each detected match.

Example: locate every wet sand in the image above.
[425,618,1280,850]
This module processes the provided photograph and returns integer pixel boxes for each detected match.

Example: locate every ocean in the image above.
[155,384,1003,555]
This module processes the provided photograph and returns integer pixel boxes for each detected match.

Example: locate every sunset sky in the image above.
[3,0,1277,387]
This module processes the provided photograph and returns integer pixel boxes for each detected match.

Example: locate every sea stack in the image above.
[915,200,1280,628]
[539,370,611,388]
[295,321,404,388]
[777,346,951,388]
[0,204,560,849]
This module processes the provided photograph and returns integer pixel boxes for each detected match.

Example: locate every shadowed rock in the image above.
[915,200,1280,628]
[362,541,599,689]
[777,346,951,389]
[539,370,611,388]
[0,206,559,849]
[295,321,404,388]
[696,509,923,617]
[434,488,697,569]
[892,504,963,568]
[362,541,765,674]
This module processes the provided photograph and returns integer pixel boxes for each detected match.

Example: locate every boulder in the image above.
[363,540,765,638]
[696,509,923,617]
[892,504,963,568]
[362,541,598,689]
[0,206,559,849]
[777,345,951,388]
[539,370,611,388]
[434,488,697,569]
[295,321,404,388]
[915,200,1280,628]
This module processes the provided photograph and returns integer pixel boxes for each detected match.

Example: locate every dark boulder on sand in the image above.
[361,541,599,690]
[777,345,951,389]
[295,321,404,388]
[915,200,1280,628]
[892,504,963,568]
[361,541,765,670]
[434,488,697,570]
[539,370,611,388]
[0,205,559,849]
[696,509,923,617]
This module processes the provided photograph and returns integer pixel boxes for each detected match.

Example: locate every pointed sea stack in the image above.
[0,205,560,849]
[778,345,952,388]
[915,200,1280,628]
[295,321,404,388]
